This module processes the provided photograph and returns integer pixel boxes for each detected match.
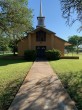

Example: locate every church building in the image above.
[18,0,69,57]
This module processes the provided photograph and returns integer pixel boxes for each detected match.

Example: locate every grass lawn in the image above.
[0,57,33,110]
[50,53,82,110]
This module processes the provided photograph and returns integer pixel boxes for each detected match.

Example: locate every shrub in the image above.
[45,49,61,60]
[24,50,36,61]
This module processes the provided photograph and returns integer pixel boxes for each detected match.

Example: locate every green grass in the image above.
[0,58,33,110]
[50,53,82,110]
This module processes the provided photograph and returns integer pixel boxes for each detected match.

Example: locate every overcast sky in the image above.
[28,0,82,40]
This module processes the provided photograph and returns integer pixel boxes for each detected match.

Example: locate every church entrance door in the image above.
[36,46,46,58]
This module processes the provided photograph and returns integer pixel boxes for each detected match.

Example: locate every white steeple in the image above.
[36,0,45,28]
[40,0,43,17]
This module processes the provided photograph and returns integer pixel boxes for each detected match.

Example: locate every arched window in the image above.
[36,30,46,41]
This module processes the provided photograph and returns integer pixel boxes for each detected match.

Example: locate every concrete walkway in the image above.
[8,59,77,110]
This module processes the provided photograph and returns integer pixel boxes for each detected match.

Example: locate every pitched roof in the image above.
[29,27,56,34]
[29,27,67,42]
[18,27,71,45]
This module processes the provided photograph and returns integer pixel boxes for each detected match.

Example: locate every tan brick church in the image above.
[18,0,69,57]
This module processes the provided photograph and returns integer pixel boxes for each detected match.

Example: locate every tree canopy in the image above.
[0,0,33,55]
[0,36,10,54]
[60,0,82,30]
[68,35,82,46]
[0,0,33,35]
[68,35,82,53]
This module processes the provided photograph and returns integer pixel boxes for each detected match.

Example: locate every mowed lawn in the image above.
[50,54,82,110]
[0,58,33,110]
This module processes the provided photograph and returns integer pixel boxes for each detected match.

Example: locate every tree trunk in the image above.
[3,51,4,55]
[13,46,16,56]
[76,45,79,54]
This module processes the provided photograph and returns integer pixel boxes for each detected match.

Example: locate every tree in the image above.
[68,35,82,54]
[65,45,75,54]
[60,0,82,30]
[0,0,33,32]
[0,36,10,54]
[9,39,18,55]
[0,0,33,55]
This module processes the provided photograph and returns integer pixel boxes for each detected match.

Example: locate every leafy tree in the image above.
[60,0,82,30]
[0,0,33,32]
[65,45,75,56]
[9,39,18,55]
[0,0,33,55]
[68,35,82,54]
[0,36,10,54]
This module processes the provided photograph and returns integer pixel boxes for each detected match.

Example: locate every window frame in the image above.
[36,30,46,42]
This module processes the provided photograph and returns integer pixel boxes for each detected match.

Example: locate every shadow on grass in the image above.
[0,79,24,110]
[35,57,60,62]
[0,55,60,66]
[57,71,82,110]
[0,56,33,66]
[8,75,77,110]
